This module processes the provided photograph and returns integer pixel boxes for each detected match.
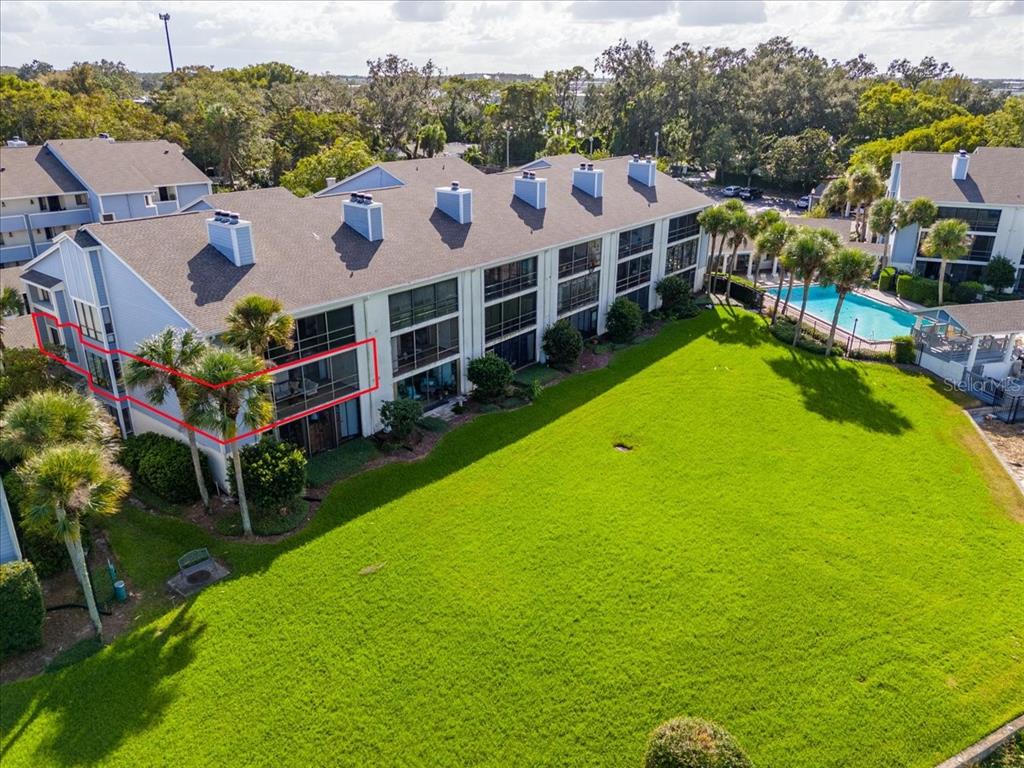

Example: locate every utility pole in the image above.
[505,128,511,169]
[159,13,175,72]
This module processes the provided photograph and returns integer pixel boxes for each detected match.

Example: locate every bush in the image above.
[877,266,896,292]
[645,717,753,768]
[3,472,74,578]
[542,320,583,369]
[849,348,895,363]
[895,273,914,299]
[380,398,423,442]
[984,255,1016,292]
[895,274,940,305]
[656,275,699,319]
[227,439,307,512]
[893,335,917,364]
[606,297,643,343]
[121,432,212,504]
[467,353,514,400]
[770,317,845,356]
[953,281,984,304]
[0,560,45,659]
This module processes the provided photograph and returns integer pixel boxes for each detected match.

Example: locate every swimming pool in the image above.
[768,285,917,341]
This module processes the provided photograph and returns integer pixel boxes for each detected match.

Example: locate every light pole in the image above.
[159,13,175,73]
[589,135,594,155]
[505,128,511,169]
[654,130,660,158]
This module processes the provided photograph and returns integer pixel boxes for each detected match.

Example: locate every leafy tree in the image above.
[49,60,142,100]
[124,328,212,509]
[0,390,118,464]
[645,717,752,768]
[856,82,966,140]
[223,295,295,357]
[17,444,128,636]
[851,114,991,175]
[785,228,837,346]
[542,320,583,369]
[361,55,439,158]
[846,165,885,242]
[438,76,496,143]
[985,96,1024,146]
[545,66,590,131]
[593,39,662,155]
[655,275,697,319]
[379,398,423,443]
[820,248,876,355]
[0,347,73,409]
[15,60,53,81]
[983,255,1016,293]
[885,56,955,89]
[279,135,374,197]
[820,176,850,215]
[868,198,901,269]
[467,353,514,400]
[756,221,796,324]
[762,128,837,190]
[182,349,273,537]
[920,219,970,304]
[606,298,643,343]
[482,80,554,166]
[462,145,484,166]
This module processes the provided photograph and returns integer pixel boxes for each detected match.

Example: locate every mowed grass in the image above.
[2,308,1022,768]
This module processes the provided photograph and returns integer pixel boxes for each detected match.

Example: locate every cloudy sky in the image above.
[1,1,1022,78]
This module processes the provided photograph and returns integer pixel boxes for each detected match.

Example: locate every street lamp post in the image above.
[505,128,511,169]
[589,135,594,155]
[159,13,175,73]
[654,130,660,158]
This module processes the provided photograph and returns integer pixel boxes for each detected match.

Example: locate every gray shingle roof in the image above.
[44,138,210,195]
[82,154,712,333]
[915,300,1024,337]
[895,147,1024,206]
[0,313,37,350]
[18,269,62,289]
[0,145,86,199]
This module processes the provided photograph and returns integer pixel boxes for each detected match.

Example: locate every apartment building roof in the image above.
[80,154,712,333]
[45,138,210,195]
[0,145,85,198]
[894,147,1024,207]
[0,265,37,350]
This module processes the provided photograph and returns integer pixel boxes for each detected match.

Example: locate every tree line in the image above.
[3,40,1022,199]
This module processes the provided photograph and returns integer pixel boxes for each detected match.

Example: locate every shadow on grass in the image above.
[1,604,204,765]
[706,307,769,348]
[767,351,913,435]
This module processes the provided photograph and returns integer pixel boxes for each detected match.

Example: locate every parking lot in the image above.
[681,173,808,215]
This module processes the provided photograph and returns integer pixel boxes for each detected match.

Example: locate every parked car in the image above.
[722,185,742,197]
[796,195,811,209]
[739,187,763,200]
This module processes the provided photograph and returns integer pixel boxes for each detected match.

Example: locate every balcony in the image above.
[0,244,34,265]
[28,208,92,229]
[0,214,30,232]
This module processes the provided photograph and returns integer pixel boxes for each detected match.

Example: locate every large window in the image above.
[616,255,652,292]
[393,360,459,410]
[558,239,602,277]
[667,213,699,243]
[936,206,1000,233]
[665,239,698,274]
[85,350,111,391]
[618,224,655,259]
[487,330,536,370]
[918,233,995,262]
[391,317,459,376]
[485,292,537,341]
[563,306,598,339]
[73,299,102,341]
[268,306,356,364]
[484,257,537,300]
[620,286,650,312]
[558,272,600,314]
[272,350,360,419]
[158,186,177,202]
[389,278,458,331]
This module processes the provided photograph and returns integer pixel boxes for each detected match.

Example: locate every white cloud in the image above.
[567,1,674,21]
[391,1,453,22]
[677,1,767,26]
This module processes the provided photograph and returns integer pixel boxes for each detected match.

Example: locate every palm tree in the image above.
[756,221,795,324]
[697,204,730,290]
[868,198,902,270]
[124,328,212,509]
[820,176,849,215]
[921,218,970,304]
[222,295,295,358]
[897,197,938,232]
[820,248,877,356]
[786,229,837,347]
[17,444,129,636]
[846,165,885,242]
[0,390,118,463]
[749,210,784,280]
[722,207,754,304]
[183,348,273,537]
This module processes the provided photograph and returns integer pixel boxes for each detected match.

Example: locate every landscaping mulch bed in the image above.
[978,418,1024,488]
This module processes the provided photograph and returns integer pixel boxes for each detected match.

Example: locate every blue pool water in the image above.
[768,285,917,341]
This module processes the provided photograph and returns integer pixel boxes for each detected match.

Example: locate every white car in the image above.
[722,185,742,197]
[796,195,811,209]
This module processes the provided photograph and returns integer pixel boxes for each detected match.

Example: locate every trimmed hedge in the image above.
[895,274,940,306]
[0,560,45,659]
[606,297,643,343]
[119,433,212,504]
[953,281,984,304]
[877,266,897,293]
[228,439,307,512]
[645,717,753,768]
[893,335,917,364]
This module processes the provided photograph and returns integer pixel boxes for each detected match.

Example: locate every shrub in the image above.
[953,281,984,304]
[770,317,845,356]
[895,275,940,305]
[227,439,307,512]
[606,297,643,343]
[849,348,895,363]
[467,353,514,400]
[983,255,1016,292]
[542,320,583,369]
[380,398,423,442]
[895,273,914,299]
[0,560,45,659]
[644,717,753,768]
[877,266,896,292]
[656,275,699,319]
[3,472,74,578]
[893,335,917,364]
[122,432,212,503]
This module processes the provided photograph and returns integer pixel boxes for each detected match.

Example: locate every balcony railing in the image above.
[0,244,35,265]
[28,208,92,229]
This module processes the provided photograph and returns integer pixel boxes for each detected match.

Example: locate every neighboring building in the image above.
[886,147,1024,290]
[0,478,23,565]
[14,154,712,483]
[0,136,211,266]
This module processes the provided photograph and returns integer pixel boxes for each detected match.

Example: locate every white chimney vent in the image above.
[573,162,604,198]
[206,210,256,266]
[325,176,337,188]
[628,154,656,188]
[343,193,384,241]
[951,149,970,181]
[513,170,547,209]
[435,181,472,224]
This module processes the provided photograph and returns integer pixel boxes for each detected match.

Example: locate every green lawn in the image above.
[2,308,1022,767]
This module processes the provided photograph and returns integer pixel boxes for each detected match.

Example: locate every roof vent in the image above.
[6,136,28,148]
[573,162,604,198]
[951,148,970,181]
[436,180,472,224]
[97,132,115,143]
[325,176,337,188]
[628,155,656,188]
[343,192,384,241]
[206,210,256,266]
[513,170,547,209]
